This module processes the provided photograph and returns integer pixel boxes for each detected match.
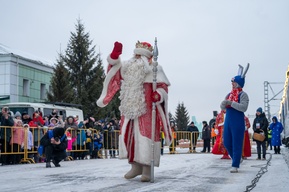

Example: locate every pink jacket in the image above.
[10,126,24,146]
[66,132,76,151]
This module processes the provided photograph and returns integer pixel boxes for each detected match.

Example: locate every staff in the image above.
[151,37,158,183]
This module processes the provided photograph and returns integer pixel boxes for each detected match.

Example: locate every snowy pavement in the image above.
[0,146,289,192]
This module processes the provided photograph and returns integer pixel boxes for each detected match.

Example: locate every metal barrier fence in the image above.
[0,126,202,164]
[168,131,200,154]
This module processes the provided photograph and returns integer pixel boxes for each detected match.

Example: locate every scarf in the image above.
[227,87,242,102]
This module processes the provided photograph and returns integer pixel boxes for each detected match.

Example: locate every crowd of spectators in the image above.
[0,108,120,166]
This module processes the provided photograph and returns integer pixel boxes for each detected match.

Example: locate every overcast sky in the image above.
[1,0,289,124]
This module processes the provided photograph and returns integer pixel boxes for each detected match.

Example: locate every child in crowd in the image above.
[23,124,34,159]
[66,130,76,158]
[92,131,103,159]
[84,129,93,159]
[10,119,24,164]
[48,117,59,129]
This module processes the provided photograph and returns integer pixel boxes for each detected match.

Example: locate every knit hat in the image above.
[15,111,21,118]
[190,121,194,125]
[232,75,245,88]
[134,41,153,58]
[256,107,263,113]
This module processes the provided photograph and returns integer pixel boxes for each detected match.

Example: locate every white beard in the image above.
[119,56,150,119]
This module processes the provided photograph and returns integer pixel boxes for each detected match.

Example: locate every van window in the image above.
[5,107,34,117]
[43,108,53,117]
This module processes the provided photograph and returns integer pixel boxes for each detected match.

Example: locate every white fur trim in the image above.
[144,65,171,85]
[156,89,172,146]
[96,58,121,107]
[134,48,153,58]
[107,55,121,65]
[133,118,161,166]
[119,118,130,159]
[118,118,161,167]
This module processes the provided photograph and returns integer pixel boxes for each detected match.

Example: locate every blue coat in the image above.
[269,116,283,146]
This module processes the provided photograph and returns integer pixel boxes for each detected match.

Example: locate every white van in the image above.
[0,102,84,121]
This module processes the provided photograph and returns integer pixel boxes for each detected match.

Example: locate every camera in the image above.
[54,137,60,142]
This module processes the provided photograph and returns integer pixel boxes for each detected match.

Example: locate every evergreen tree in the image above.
[47,19,121,120]
[168,112,175,122]
[47,53,74,103]
[61,19,119,119]
[174,102,190,131]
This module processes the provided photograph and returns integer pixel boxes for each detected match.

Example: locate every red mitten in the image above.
[152,91,161,103]
[110,41,123,59]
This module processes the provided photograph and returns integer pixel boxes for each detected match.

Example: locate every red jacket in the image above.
[29,112,44,127]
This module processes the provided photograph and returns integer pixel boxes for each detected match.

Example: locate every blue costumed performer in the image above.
[220,63,250,173]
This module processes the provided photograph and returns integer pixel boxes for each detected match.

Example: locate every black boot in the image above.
[52,159,61,167]
[274,146,277,154]
[46,162,51,168]
[278,146,281,154]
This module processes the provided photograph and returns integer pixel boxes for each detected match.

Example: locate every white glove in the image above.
[214,129,219,135]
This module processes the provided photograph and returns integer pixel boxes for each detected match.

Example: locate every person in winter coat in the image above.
[48,117,59,129]
[269,116,284,154]
[40,127,67,168]
[92,131,103,159]
[10,119,24,164]
[253,107,269,160]
[169,121,177,154]
[0,107,15,165]
[201,121,211,153]
[64,116,78,131]
[73,127,86,160]
[187,121,199,153]
[242,116,251,159]
[103,120,117,158]
[23,124,34,159]
[212,110,230,159]
[28,110,45,163]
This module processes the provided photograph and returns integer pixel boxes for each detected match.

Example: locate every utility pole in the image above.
[264,81,283,121]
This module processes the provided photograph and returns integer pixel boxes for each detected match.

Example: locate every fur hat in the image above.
[50,117,59,124]
[134,41,153,58]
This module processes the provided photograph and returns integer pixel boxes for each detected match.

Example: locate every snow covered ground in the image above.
[0,146,289,192]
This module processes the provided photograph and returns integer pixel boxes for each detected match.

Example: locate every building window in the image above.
[23,79,29,96]
[40,83,46,100]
